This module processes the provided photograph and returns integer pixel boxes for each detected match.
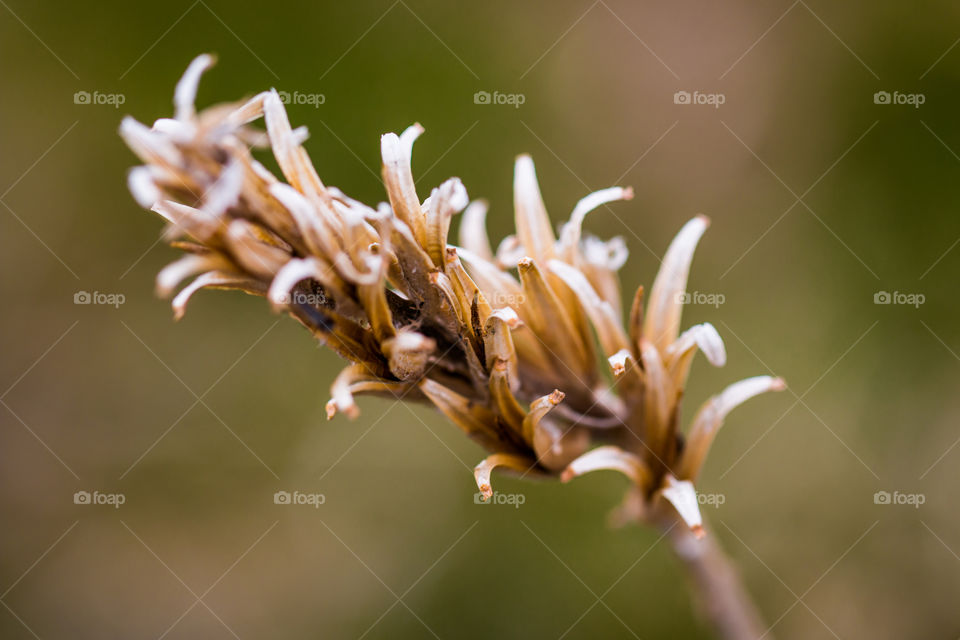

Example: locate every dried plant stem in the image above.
[666,524,768,640]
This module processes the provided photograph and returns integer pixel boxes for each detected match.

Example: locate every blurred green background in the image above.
[1,1,959,638]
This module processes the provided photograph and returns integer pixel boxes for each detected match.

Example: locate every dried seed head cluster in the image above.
[122,56,784,537]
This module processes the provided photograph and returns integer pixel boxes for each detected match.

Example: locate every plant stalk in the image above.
[666,523,769,640]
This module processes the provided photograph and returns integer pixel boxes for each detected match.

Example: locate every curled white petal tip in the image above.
[174,54,216,121]
[560,186,635,256]
[156,255,221,298]
[718,375,787,410]
[488,306,522,328]
[401,122,425,139]
[673,322,727,367]
[473,454,530,501]
[659,476,704,536]
[171,272,249,321]
[560,446,650,487]
[608,349,632,377]
[381,124,424,162]
[267,258,321,308]
[128,167,160,208]
[326,398,359,421]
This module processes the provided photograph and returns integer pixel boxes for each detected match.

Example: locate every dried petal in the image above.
[474,453,535,500]
[513,155,555,262]
[557,186,633,261]
[547,259,630,358]
[667,322,726,391]
[678,376,787,481]
[381,124,426,244]
[172,272,264,320]
[425,178,468,268]
[156,253,229,297]
[174,54,216,121]
[644,215,709,354]
[517,257,594,380]
[657,475,704,538]
[640,339,674,453]
[560,446,651,488]
[458,199,493,262]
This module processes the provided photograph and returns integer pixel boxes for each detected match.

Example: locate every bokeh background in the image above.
[1,1,959,638]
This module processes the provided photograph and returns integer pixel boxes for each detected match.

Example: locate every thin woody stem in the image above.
[666,523,768,640]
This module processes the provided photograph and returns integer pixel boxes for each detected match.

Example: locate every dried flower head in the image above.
[121,55,784,537]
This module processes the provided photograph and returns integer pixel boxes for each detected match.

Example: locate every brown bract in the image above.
[121,55,785,536]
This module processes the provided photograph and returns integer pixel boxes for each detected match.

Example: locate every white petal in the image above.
[558,186,633,259]
[156,254,224,297]
[119,116,180,167]
[607,348,633,378]
[658,475,704,537]
[670,322,726,367]
[644,215,709,353]
[513,155,555,261]
[458,199,493,262]
[174,54,215,121]
[560,446,650,487]
[171,272,258,321]
[380,124,425,242]
[203,158,243,218]
[715,375,786,415]
[547,259,630,357]
[473,454,532,500]
[127,167,160,208]
[582,234,628,270]
[268,257,327,307]
[678,376,786,481]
